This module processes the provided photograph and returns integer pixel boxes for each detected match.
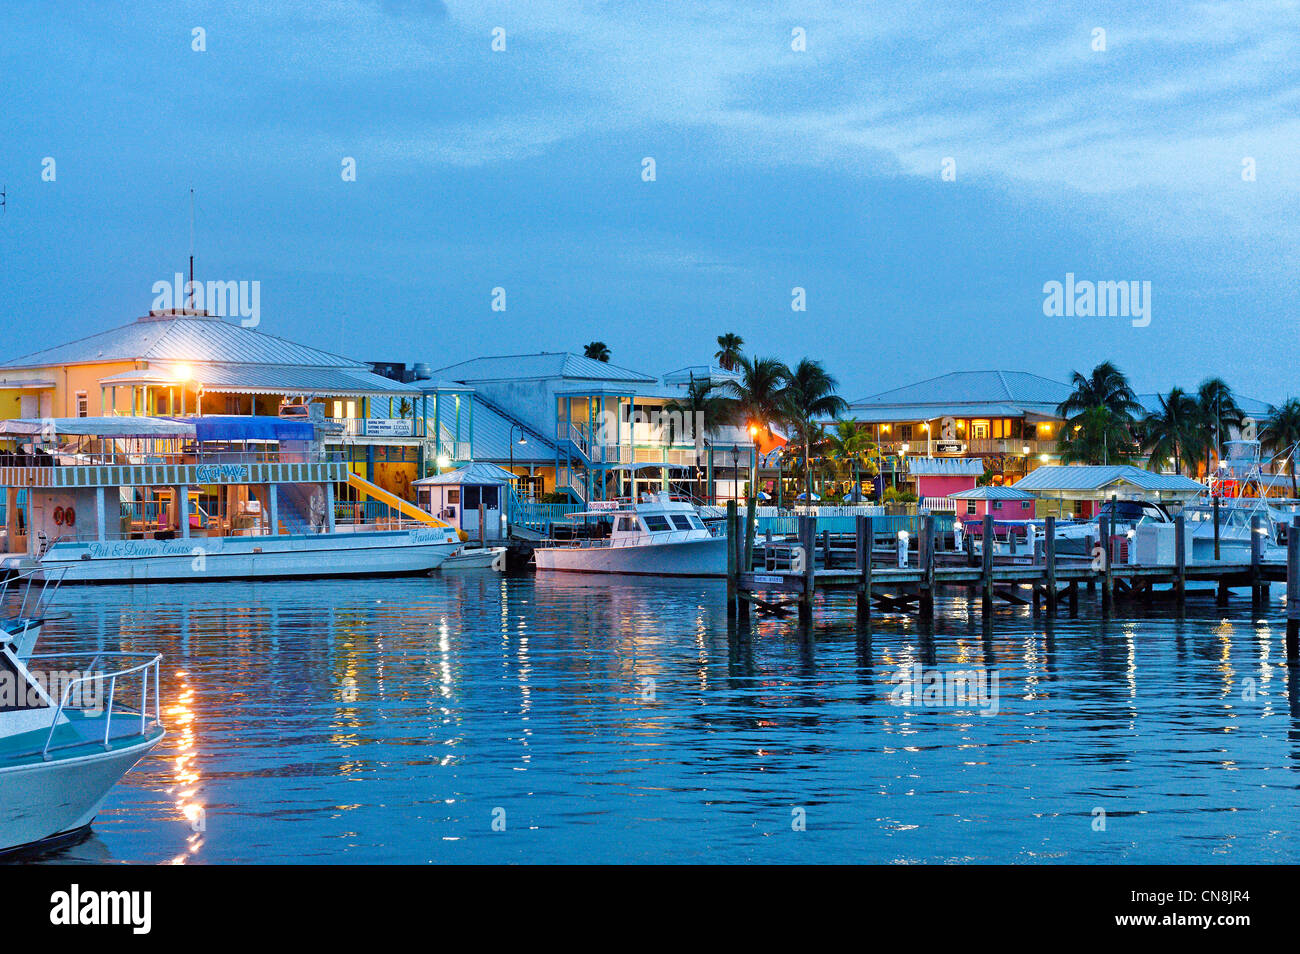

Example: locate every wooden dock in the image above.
[723,502,1300,661]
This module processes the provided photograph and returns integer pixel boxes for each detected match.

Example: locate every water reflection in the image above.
[13,575,1300,864]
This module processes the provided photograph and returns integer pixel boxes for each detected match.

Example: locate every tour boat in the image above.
[534,493,727,577]
[0,634,164,854]
[0,415,464,584]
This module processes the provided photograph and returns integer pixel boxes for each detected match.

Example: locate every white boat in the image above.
[440,546,507,571]
[534,493,727,577]
[0,415,465,584]
[0,635,164,854]
[34,525,461,583]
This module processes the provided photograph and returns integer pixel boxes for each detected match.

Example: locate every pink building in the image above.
[907,457,984,501]
[949,486,1036,522]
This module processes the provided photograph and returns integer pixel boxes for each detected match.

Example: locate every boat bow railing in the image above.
[25,652,164,761]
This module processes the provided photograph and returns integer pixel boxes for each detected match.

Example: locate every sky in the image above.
[0,0,1297,403]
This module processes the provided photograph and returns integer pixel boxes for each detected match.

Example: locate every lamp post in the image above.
[509,423,527,489]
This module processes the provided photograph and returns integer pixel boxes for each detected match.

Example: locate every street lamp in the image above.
[509,423,527,490]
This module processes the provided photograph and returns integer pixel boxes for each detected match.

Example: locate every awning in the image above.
[179,416,315,442]
[0,417,197,438]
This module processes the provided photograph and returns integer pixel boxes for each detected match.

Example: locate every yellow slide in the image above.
[346,472,464,537]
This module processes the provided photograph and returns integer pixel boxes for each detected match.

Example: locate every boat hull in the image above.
[535,536,727,577]
[0,729,163,852]
[39,529,461,583]
[440,546,506,570]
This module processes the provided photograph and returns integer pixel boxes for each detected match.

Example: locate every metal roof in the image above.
[850,403,1031,424]
[414,462,518,486]
[907,457,985,476]
[852,370,1072,409]
[98,363,419,397]
[433,352,656,384]
[0,312,370,370]
[1012,465,1205,493]
[467,396,555,463]
[661,365,742,385]
[950,486,1036,499]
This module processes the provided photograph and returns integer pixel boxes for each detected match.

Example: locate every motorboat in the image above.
[534,493,727,577]
[440,546,507,571]
[0,634,164,854]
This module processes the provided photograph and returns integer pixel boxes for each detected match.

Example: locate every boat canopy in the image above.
[0,417,197,439]
[179,416,314,442]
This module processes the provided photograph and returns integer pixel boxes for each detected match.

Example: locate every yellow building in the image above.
[0,308,426,495]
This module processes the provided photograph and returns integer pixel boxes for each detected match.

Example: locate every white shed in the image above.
[413,463,517,541]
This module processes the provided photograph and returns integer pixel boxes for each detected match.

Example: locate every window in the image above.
[75,391,88,417]
[447,489,460,504]
[971,420,990,439]
[617,517,638,532]
[993,500,1003,510]
[643,515,671,531]
[966,501,977,516]
[670,515,693,530]
[463,486,480,509]
[480,486,499,509]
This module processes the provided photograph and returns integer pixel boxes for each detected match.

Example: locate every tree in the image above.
[1142,387,1199,475]
[1196,378,1243,477]
[720,356,791,497]
[1059,406,1137,465]
[663,376,734,446]
[583,341,611,362]
[714,333,744,371]
[1262,398,1300,498]
[783,358,848,500]
[1056,361,1141,465]
[824,419,878,498]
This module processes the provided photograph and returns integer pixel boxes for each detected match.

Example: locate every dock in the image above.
[725,502,1300,662]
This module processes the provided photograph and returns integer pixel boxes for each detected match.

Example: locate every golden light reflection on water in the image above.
[166,669,203,864]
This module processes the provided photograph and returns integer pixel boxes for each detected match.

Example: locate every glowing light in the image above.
[173,364,193,383]
[436,454,452,469]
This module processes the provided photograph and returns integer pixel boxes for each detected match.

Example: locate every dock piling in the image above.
[1251,514,1264,607]
[1174,513,1186,611]
[1045,515,1057,617]
[1099,515,1113,618]
[725,500,738,619]
[1287,518,1299,663]
[855,515,870,622]
[981,513,994,615]
[920,514,935,619]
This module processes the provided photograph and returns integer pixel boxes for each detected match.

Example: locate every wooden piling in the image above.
[743,494,757,575]
[1288,518,1299,664]
[725,500,737,618]
[920,514,935,619]
[1251,514,1263,607]
[1099,515,1113,617]
[1174,513,1186,610]
[1213,495,1221,562]
[855,515,870,622]
[981,513,994,615]
[798,514,816,623]
[1045,515,1057,617]
[821,529,831,569]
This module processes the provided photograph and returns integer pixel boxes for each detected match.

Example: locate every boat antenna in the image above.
[187,187,195,310]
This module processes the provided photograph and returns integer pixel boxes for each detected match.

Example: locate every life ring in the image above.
[53,506,64,526]
[64,506,75,526]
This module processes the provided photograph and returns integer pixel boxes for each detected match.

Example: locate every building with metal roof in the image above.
[431,351,755,504]
[847,370,1073,493]
[1011,464,1205,517]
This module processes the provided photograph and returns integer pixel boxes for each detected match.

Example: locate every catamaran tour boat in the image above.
[0,630,164,854]
[0,415,464,583]
[534,492,727,577]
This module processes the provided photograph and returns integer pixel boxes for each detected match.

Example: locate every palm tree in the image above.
[1196,378,1243,478]
[1059,406,1136,465]
[1142,387,1200,474]
[1262,398,1300,498]
[582,341,611,362]
[1056,361,1142,465]
[824,419,878,499]
[783,358,848,500]
[714,333,744,371]
[720,356,792,498]
[663,376,734,446]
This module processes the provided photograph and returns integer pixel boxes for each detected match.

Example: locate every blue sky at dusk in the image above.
[1,1,1297,401]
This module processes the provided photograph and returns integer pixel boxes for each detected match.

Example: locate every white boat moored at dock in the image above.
[534,492,726,577]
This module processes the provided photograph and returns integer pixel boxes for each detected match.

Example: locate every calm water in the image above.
[18,572,1300,864]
